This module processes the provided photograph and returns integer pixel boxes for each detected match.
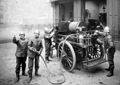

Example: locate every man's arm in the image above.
[13,35,19,44]
[37,40,43,55]
[28,40,36,52]
[50,31,54,38]
[108,36,114,47]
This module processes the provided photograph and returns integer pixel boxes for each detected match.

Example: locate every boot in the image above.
[35,70,41,76]
[22,72,28,76]
[14,75,20,83]
[105,67,110,71]
[22,70,28,76]
[106,65,114,77]
[22,63,27,76]
[28,76,32,83]
[107,72,113,77]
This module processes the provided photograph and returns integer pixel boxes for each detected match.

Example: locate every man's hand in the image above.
[31,48,37,52]
[36,49,43,55]
[14,35,16,37]
[13,35,16,39]
[36,51,40,55]
[28,47,37,52]
[13,35,18,44]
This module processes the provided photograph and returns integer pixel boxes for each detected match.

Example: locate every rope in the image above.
[39,55,66,84]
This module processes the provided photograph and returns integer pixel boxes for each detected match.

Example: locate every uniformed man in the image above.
[103,26,116,77]
[27,30,43,82]
[44,27,54,63]
[96,26,116,77]
[13,32,28,82]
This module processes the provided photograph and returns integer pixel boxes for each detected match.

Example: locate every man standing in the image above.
[44,27,54,62]
[13,32,28,82]
[103,26,116,77]
[27,30,43,82]
[96,26,116,77]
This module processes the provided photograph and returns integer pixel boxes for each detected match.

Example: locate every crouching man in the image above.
[13,32,28,82]
[27,30,43,82]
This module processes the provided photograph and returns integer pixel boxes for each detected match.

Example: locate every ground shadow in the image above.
[73,65,105,76]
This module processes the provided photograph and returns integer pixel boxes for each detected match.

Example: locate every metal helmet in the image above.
[19,32,25,36]
[44,27,51,34]
[104,26,110,33]
[34,30,40,34]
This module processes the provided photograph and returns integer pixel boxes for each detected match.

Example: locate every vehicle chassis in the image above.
[56,30,107,72]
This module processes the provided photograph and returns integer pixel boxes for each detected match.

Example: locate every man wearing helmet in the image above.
[13,32,28,82]
[95,26,116,77]
[27,30,43,82]
[44,27,54,63]
[103,26,116,77]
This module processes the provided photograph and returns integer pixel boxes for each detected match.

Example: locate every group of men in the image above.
[13,28,54,83]
[13,24,116,83]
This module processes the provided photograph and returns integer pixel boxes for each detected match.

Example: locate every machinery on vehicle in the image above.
[54,20,107,71]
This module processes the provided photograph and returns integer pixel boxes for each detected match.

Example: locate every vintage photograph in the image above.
[0,0,120,85]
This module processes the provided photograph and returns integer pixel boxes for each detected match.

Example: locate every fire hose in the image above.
[39,54,66,84]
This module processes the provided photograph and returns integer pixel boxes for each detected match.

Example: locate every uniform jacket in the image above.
[97,31,115,50]
[13,37,28,57]
[28,37,43,58]
[104,34,115,50]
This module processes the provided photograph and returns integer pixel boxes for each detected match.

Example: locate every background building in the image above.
[50,0,120,41]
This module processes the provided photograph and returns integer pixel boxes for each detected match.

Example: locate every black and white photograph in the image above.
[0,0,120,85]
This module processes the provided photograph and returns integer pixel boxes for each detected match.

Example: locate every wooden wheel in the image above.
[58,41,76,71]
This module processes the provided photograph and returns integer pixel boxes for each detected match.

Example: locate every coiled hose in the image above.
[40,55,65,84]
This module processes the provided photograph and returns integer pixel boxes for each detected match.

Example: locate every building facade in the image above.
[50,0,120,41]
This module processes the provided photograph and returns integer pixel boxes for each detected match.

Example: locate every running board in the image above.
[83,58,107,68]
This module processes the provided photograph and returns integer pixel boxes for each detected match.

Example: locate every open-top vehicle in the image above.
[54,20,107,72]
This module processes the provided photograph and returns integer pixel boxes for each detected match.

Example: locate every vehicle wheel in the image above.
[58,41,76,72]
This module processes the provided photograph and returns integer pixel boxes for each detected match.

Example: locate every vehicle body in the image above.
[53,20,107,72]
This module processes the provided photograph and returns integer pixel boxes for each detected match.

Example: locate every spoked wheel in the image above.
[58,41,76,72]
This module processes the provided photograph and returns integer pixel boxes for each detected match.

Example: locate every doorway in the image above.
[85,0,107,26]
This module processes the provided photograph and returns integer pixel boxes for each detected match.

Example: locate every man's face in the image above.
[19,34,25,39]
[34,33,39,38]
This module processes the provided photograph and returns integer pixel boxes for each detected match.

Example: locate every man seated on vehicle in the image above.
[91,30,104,56]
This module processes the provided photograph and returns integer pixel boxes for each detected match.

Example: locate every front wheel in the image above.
[58,41,76,72]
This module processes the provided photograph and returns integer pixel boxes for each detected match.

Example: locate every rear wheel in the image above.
[58,41,76,72]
